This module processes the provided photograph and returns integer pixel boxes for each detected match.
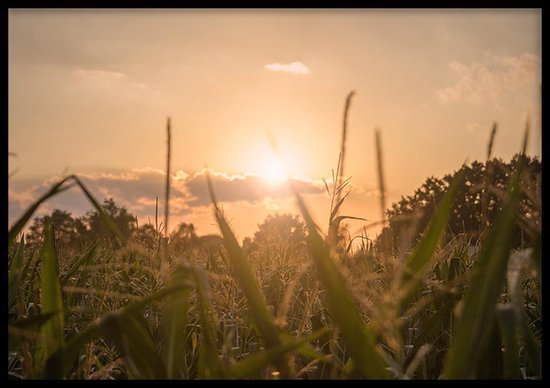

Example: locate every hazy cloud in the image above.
[437,52,540,106]
[70,67,161,105]
[73,68,129,83]
[185,169,323,206]
[8,167,324,228]
[264,61,310,75]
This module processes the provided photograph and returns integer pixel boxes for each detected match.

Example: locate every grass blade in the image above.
[335,90,355,209]
[61,241,99,284]
[206,173,295,377]
[8,237,26,310]
[495,304,522,379]
[71,175,126,246]
[62,241,99,307]
[162,266,193,379]
[442,160,524,379]
[100,311,166,379]
[45,282,191,378]
[508,248,541,378]
[397,169,464,312]
[375,128,387,223]
[37,225,65,378]
[228,329,327,379]
[192,266,223,379]
[8,176,73,245]
[291,182,388,379]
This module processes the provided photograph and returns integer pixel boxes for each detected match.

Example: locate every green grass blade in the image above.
[61,241,99,284]
[45,282,191,378]
[206,175,280,343]
[162,266,193,379]
[442,163,524,379]
[228,329,327,379]
[71,175,126,246]
[291,183,388,379]
[11,312,58,332]
[8,176,73,245]
[8,237,26,310]
[397,170,464,312]
[100,311,166,379]
[206,173,296,377]
[37,225,65,378]
[192,266,224,379]
[9,174,125,248]
[495,304,522,379]
[508,248,541,378]
[9,312,57,351]
[45,324,101,379]
[62,241,99,307]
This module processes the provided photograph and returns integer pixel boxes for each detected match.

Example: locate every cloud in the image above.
[264,61,310,75]
[8,167,324,230]
[437,52,540,106]
[70,67,162,106]
[73,68,130,83]
[184,169,323,206]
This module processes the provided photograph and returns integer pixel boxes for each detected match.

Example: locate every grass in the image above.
[7,93,541,380]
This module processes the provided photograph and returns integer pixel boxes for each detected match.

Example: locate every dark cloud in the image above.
[185,170,323,206]
[8,168,325,228]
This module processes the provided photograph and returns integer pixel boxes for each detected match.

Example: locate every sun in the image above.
[257,151,288,185]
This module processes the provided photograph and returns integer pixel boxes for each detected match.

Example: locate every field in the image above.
[8,95,541,380]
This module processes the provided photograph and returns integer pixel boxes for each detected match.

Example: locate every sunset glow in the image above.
[259,158,288,185]
[8,9,542,380]
[8,9,541,239]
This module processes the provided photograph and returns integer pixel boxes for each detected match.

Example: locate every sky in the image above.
[8,9,541,241]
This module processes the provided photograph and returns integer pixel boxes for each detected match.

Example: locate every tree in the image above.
[377,154,541,254]
[169,222,198,253]
[27,209,86,249]
[248,214,308,268]
[82,198,136,245]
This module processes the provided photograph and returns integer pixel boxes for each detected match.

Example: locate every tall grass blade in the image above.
[290,182,388,379]
[192,266,224,379]
[45,282,191,378]
[37,225,65,378]
[495,304,522,379]
[442,159,525,379]
[8,176,73,245]
[206,173,294,377]
[375,128,387,223]
[45,324,100,379]
[8,237,26,310]
[508,248,541,378]
[228,329,327,379]
[71,175,126,246]
[487,122,498,160]
[162,266,193,379]
[62,243,99,307]
[397,170,464,311]
[100,311,166,379]
[163,117,172,270]
[61,241,99,284]
[335,90,356,210]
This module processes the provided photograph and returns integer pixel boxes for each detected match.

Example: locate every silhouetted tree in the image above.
[170,222,198,253]
[251,214,307,253]
[134,223,161,252]
[377,154,541,254]
[83,198,136,245]
[27,209,86,249]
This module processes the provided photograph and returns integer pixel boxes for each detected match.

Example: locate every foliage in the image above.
[378,154,541,254]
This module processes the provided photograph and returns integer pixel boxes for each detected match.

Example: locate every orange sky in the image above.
[8,9,541,240]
